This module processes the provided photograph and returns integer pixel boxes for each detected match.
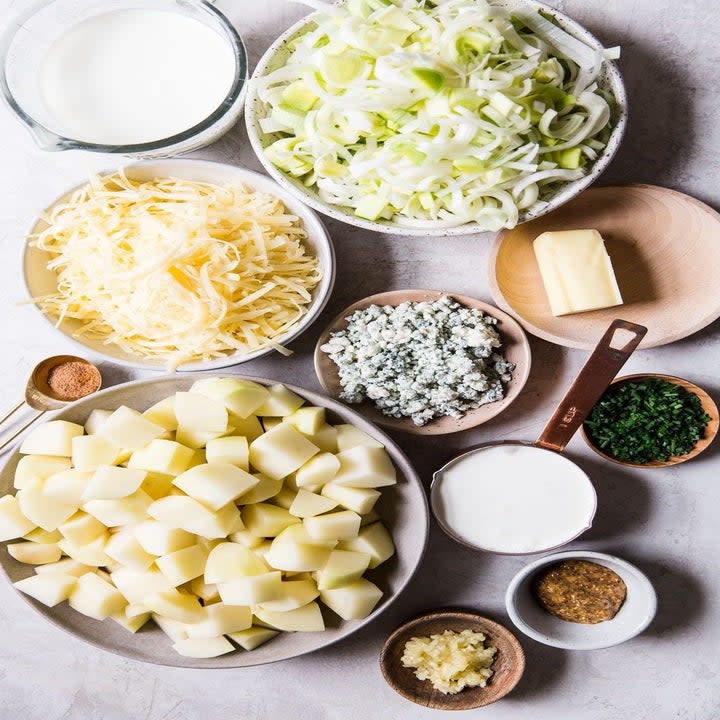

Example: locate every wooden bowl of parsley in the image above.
[581,374,719,468]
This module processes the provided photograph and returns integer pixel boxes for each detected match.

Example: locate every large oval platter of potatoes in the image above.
[0,376,428,667]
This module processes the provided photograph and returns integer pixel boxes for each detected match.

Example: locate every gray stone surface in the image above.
[0,1,718,718]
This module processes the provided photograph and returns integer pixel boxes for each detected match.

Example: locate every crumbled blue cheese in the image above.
[320,296,514,426]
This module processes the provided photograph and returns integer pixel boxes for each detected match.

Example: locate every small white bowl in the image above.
[23,159,336,372]
[505,550,657,650]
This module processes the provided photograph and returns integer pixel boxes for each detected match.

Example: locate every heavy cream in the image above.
[39,9,236,145]
[432,444,596,554]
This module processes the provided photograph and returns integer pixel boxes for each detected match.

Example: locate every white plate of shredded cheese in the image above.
[23,160,335,371]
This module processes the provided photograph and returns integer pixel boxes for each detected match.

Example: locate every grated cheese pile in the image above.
[31,172,322,369]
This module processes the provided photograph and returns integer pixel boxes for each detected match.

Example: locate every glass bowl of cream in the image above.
[0,0,247,156]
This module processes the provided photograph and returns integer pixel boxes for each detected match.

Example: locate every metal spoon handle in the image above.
[0,410,45,452]
[0,400,25,426]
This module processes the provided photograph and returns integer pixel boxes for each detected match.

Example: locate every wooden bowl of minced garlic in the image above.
[380,610,525,710]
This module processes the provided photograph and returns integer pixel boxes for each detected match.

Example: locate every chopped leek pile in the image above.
[257,0,619,230]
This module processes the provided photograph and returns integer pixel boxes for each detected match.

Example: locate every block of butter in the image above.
[533,229,623,316]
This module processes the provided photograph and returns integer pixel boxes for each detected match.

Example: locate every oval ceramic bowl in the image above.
[23,159,336,372]
[505,550,657,650]
[314,290,531,435]
[581,373,719,468]
[488,185,720,349]
[380,610,525,710]
[0,375,429,668]
[245,0,626,237]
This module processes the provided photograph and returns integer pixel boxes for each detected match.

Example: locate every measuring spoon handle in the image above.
[536,319,647,453]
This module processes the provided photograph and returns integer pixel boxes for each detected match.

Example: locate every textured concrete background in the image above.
[0,1,718,718]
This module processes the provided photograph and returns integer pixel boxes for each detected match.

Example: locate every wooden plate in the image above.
[313,290,531,435]
[380,610,525,710]
[488,185,720,349]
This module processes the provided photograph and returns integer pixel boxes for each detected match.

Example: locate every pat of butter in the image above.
[533,229,623,316]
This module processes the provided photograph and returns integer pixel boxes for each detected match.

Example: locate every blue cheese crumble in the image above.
[320,296,515,426]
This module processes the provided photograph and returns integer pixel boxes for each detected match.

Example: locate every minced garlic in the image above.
[401,629,497,695]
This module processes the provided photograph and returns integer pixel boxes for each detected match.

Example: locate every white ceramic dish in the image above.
[505,550,657,649]
[23,159,336,372]
[245,0,627,237]
[0,374,429,668]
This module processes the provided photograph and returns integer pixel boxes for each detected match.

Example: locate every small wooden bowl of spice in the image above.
[581,373,719,468]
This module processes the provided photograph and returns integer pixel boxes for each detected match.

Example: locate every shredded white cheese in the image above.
[31,172,322,369]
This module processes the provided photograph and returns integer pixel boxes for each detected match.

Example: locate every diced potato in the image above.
[263,541,331,572]
[0,495,36,541]
[19,421,84,457]
[338,521,394,569]
[148,496,232,539]
[242,503,300,538]
[82,466,147,501]
[128,439,194,476]
[285,407,326,435]
[69,572,127,620]
[133,520,195,556]
[71,435,120,472]
[204,436,249,471]
[270,487,296,510]
[35,558,93,577]
[111,610,150,633]
[14,455,71,489]
[252,539,273,562]
[229,529,263,549]
[125,603,150,618]
[332,446,397,488]
[7,541,61,565]
[360,510,381,527]
[273,524,338,549]
[104,529,156,570]
[173,463,258,511]
[228,414,264,442]
[152,613,189,641]
[24,527,62,543]
[214,502,243,537]
[335,424,384,452]
[173,636,234,658]
[227,626,278,651]
[253,602,325,632]
[190,378,270,419]
[58,512,107,546]
[204,542,269,583]
[17,488,77,531]
[14,572,76,607]
[304,511,361,542]
[84,409,113,435]
[156,544,208,586]
[306,424,338,453]
[261,417,283,432]
[316,549,371,590]
[218,571,283,605]
[142,396,177,431]
[319,578,382,620]
[256,579,319,612]
[189,577,220,604]
[97,406,165,450]
[111,567,174,605]
[174,392,228,433]
[144,589,204,623]
[57,534,110,567]
[255,384,304,417]
[249,424,320,480]
[176,424,229,450]
[83,490,153,527]
[321,484,380,515]
[140,472,175,500]
[186,603,252,638]
[237,473,283,504]
[289,489,337,518]
[295,452,340,489]
[42,469,93,504]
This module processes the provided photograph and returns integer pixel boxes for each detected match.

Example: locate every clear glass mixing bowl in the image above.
[0,0,248,157]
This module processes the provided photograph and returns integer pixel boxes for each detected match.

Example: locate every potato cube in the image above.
[332,446,397,488]
[19,421,84,457]
[295,452,340,489]
[58,512,107,546]
[42,469,94,504]
[156,545,208,586]
[71,435,120,472]
[144,589,204,623]
[104,529,155,570]
[205,436,249,470]
[124,604,150,618]
[304,511,361,542]
[189,577,220,604]
[316,549,371,590]
[306,424,338,453]
[97,406,165,450]
[14,572,76,607]
[218,571,283,605]
[270,487,296,510]
[84,409,113,435]
[255,384,304,417]
[17,488,77,531]
[139,472,175,500]
[319,578,382,620]
[253,602,325,632]
[191,378,270,419]
[186,603,252,638]
[14,455,71,489]
[35,558,93,577]
[339,521,394,569]
[256,579,319,612]
[361,511,381,526]
[128,439,194,476]
[142,396,177,431]
[173,636,234,658]
[204,542,269,583]
[69,572,127,620]
[252,540,273,562]
[152,613,189,641]
[229,529,263,549]
[57,534,110,567]
[0,495,37,540]
[227,626,278,651]
[249,424,319,480]
[133,520,195,556]
[83,490,153,527]
[111,610,150,633]
[237,473,283,504]
[285,407,326,435]
[228,414,264,442]
[148,496,230,539]
[82,466,147,501]
[335,425,384,452]
[263,542,331,572]
[174,392,228,434]
[273,524,338,549]
[173,463,258,511]
[321,484,380,515]
[242,503,300,537]
[7,541,61,565]
[111,567,173,605]
[24,527,62,543]
[176,424,229,450]
[289,489,337,518]
[261,417,283,432]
